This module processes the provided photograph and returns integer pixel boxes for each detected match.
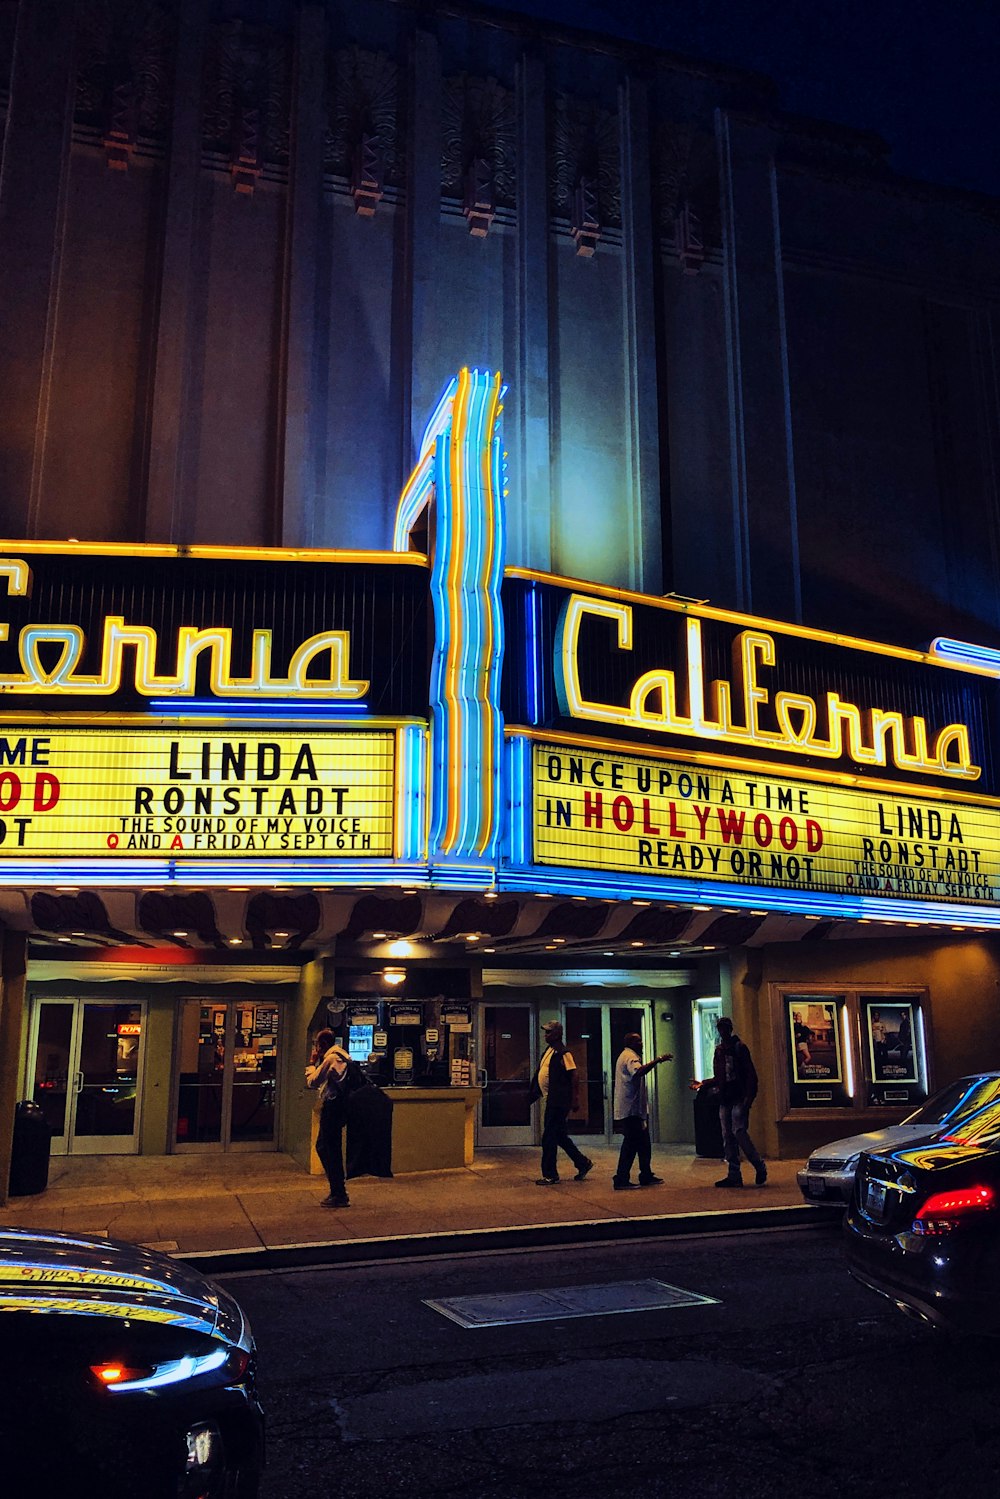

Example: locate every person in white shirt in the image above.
[612,1032,673,1190]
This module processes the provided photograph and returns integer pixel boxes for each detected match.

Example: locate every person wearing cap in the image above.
[612,1032,673,1190]
[527,1020,593,1185]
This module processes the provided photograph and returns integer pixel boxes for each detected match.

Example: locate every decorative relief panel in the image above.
[74,0,172,170]
[442,73,515,236]
[654,121,720,271]
[550,92,621,254]
[326,46,403,216]
[203,19,290,195]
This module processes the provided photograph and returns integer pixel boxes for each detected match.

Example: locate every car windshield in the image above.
[903,1075,1000,1130]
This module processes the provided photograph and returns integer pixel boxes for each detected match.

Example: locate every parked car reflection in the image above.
[0,1226,264,1497]
[797,1072,1000,1203]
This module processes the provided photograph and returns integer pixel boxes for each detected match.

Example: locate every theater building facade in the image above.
[1,0,1000,1191]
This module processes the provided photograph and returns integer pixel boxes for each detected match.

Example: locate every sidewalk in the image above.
[0,1146,838,1272]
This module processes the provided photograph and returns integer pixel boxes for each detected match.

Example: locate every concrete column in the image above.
[512,49,552,572]
[716,109,801,621]
[279,2,327,547]
[405,27,442,463]
[144,0,208,542]
[0,933,28,1208]
[619,76,663,594]
[0,0,78,537]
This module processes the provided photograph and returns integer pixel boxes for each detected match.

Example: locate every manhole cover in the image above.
[424,1277,719,1328]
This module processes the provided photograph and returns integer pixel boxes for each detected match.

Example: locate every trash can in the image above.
[693,1082,724,1159]
[8,1100,52,1197]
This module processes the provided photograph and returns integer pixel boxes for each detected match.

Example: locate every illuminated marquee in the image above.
[533,743,1000,904]
[0,728,395,859]
[554,596,978,782]
[0,546,428,716]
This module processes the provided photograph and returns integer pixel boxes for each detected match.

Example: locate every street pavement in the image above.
[223,1222,1000,1499]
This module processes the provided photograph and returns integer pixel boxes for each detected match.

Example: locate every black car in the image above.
[845,1095,1000,1334]
[0,1226,264,1498]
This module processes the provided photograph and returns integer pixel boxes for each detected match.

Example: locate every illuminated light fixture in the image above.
[483,947,495,953]
[394,367,506,861]
[692,904,712,911]
[57,936,72,943]
[55,886,79,892]
[229,938,242,945]
[633,900,651,907]
[572,896,587,902]
[372,931,387,939]
[545,943,557,950]
[552,937,566,944]
[172,930,188,937]
[483,891,498,900]
[804,915,822,920]
[383,967,406,985]
[228,887,249,893]
[929,638,1000,672]
[603,951,614,956]
[842,1004,855,1097]
[535,893,553,899]
[274,930,290,938]
[631,940,644,947]
[750,910,768,916]
[387,940,414,958]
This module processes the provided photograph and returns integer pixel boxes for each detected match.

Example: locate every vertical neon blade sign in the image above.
[393,368,507,862]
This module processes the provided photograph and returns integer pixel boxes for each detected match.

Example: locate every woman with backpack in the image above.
[305,1028,353,1208]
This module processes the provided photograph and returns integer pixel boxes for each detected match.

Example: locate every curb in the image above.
[180,1202,844,1275]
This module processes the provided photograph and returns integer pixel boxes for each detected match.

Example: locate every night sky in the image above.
[489,0,1000,199]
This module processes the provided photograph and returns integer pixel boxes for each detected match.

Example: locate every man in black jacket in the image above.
[527,1020,593,1185]
[711,1016,767,1188]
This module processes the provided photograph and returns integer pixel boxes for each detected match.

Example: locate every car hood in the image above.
[0,1226,245,1345]
[810,1123,943,1160]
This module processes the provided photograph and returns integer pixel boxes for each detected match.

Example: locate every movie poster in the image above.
[863,1000,918,1085]
[787,997,843,1086]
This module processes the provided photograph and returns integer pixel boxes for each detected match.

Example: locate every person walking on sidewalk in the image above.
[305,1028,352,1208]
[710,1016,767,1188]
[612,1033,673,1190]
[528,1020,594,1185]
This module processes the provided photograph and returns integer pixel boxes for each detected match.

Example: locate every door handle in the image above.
[74,1071,84,1096]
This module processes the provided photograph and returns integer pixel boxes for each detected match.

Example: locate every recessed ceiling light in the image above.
[173,930,188,937]
[372,931,387,939]
[274,930,290,938]
[229,937,242,945]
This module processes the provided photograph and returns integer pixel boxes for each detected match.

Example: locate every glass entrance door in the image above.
[564,1003,652,1142]
[479,1005,535,1146]
[174,999,279,1151]
[28,997,147,1155]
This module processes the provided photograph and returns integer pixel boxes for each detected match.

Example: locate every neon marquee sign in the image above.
[555,595,979,783]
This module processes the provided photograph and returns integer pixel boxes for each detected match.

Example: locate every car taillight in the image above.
[911,1183,996,1234]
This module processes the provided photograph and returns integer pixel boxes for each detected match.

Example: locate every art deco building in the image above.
[1,0,998,1189]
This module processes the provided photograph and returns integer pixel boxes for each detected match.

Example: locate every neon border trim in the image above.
[394,367,506,860]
